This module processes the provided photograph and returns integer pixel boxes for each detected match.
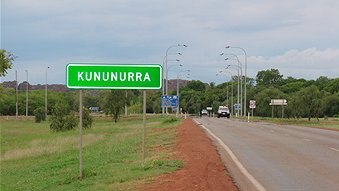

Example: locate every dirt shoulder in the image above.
[142,118,238,191]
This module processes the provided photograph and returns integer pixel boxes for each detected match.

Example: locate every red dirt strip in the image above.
[143,118,238,191]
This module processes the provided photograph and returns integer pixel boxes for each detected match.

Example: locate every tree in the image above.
[254,88,286,117]
[50,103,78,132]
[295,86,323,120]
[322,94,339,117]
[325,78,339,94]
[280,81,305,94]
[209,82,215,88]
[315,76,330,90]
[0,49,16,77]
[256,69,283,87]
[102,90,126,123]
[82,107,93,128]
[185,80,206,91]
[34,107,45,123]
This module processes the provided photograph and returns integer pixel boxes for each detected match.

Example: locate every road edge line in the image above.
[193,119,266,191]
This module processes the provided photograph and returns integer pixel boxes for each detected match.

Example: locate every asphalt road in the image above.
[194,117,339,191]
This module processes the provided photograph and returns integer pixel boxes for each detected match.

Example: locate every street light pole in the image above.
[45,67,50,120]
[15,70,18,119]
[165,44,187,97]
[176,70,190,117]
[164,44,187,115]
[162,53,182,116]
[25,70,28,116]
[221,53,242,116]
[226,46,247,116]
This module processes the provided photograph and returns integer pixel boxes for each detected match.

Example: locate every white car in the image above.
[201,109,208,115]
[217,106,230,118]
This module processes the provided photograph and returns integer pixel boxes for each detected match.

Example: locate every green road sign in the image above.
[66,63,162,89]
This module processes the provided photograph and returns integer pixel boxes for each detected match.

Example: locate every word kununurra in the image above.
[77,71,151,82]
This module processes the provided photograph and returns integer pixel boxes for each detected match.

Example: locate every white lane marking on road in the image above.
[330,148,339,152]
[303,139,312,142]
[194,119,267,191]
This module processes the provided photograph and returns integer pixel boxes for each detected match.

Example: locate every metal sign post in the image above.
[79,90,83,179]
[142,91,146,161]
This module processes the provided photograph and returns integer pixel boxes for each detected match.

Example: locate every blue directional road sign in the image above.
[161,95,178,107]
[234,104,241,111]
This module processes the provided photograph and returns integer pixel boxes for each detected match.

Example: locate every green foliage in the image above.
[0,88,16,115]
[0,68,338,119]
[50,103,78,132]
[325,78,339,93]
[185,80,206,91]
[180,89,203,114]
[294,86,323,120]
[0,89,74,116]
[0,49,16,77]
[33,107,45,123]
[322,94,339,117]
[163,117,179,124]
[101,90,126,123]
[82,107,93,128]
[256,68,283,87]
[254,88,286,117]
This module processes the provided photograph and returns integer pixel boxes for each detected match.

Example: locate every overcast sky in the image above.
[1,0,339,85]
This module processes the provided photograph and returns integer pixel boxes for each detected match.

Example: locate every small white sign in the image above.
[250,100,256,109]
[269,99,287,106]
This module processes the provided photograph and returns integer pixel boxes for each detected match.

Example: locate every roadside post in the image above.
[66,63,162,179]
[79,90,83,179]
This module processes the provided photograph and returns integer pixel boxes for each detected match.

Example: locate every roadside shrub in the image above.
[50,103,78,132]
[34,107,45,123]
[64,111,79,131]
[82,107,93,129]
[163,117,178,124]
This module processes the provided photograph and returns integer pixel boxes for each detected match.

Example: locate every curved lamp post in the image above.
[25,70,28,116]
[176,70,190,117]
[224,65,241,117]
[165,44,187,97]
[221,53,242,116]
[163,44,188,115]
[225,46,247,116]
[45,66,50,119]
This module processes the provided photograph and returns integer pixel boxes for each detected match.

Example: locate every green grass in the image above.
[0,116,182,191]
[251,116,339,130]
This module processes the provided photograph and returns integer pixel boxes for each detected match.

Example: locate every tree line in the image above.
[1,69,338,121]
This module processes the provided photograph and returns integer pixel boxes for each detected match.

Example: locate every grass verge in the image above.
[0,116,182,190]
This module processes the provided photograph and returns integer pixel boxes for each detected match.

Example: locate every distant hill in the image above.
[1,81,68,92]
[166,79,189,92]
[1,79,189,92]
